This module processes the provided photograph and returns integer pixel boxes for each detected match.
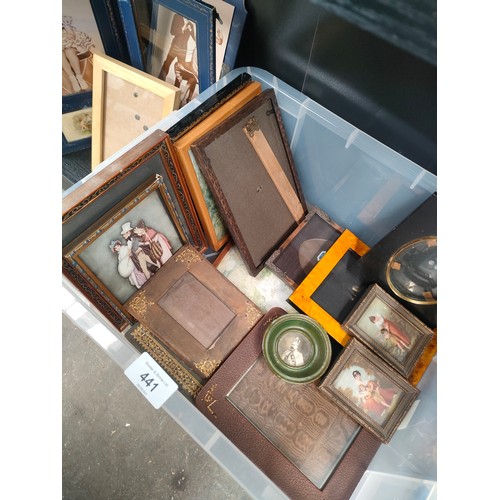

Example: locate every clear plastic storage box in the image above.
[62,67,437,500]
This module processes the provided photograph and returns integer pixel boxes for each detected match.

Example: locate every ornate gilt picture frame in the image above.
[319,338,419,444]
[124,244,263,381]
[63,175,189,330]
[342,284,434,378]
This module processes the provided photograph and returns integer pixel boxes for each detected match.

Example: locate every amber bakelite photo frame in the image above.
[289,229,370,346]
[63,175,189,331]
[190,88,308,276]
[168,80,262,250]
[266,206,345,289]
[319,338,419,444]
[342,284,434,378]
[91,51,180,169]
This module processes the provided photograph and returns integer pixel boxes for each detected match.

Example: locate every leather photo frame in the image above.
[124,244,263,381]
[266,206,345,289]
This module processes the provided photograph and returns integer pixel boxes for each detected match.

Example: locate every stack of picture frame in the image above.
[63,0,248,155]
[118,0,247,80]
[62,67,437,498]
[62,0,130,154]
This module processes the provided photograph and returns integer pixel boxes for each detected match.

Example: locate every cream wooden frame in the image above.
[91,51,180,170]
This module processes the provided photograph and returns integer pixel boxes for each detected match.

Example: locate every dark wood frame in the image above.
[190,88,308,276]
[63,175,189,331]
[62,129,206,251]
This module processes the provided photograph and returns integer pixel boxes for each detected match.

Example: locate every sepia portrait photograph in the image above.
[277,331,313,368]
[147,0,216,106]
[149,4,199,106]
[62,0,105,95]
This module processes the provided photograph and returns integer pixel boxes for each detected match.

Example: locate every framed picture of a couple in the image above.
[342,284,434,378]
[319,339,419,443]
[63,175,188,330]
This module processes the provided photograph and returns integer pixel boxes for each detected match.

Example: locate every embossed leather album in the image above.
[124,244,263,382]
[195,308,380,500]
[190,89,308,276]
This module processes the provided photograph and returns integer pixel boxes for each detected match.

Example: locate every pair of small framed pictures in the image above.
[318,283,435,443]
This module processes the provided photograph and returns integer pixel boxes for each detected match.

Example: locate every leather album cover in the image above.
[195,308,381,500]
[190,89,308,276]
[124,244,263,382]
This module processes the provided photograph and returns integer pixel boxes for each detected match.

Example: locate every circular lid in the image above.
[262,313,332,384]
[386,236,437,305]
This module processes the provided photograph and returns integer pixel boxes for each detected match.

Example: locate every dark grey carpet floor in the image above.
[62,148,92,185]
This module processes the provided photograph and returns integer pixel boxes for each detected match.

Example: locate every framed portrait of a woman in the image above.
[342,284,435,378]
[319,339,419,443]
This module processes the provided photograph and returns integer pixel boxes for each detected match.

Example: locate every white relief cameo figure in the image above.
[281,336,305,367]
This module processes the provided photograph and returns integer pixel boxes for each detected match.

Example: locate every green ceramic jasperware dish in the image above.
[262,313,332,384]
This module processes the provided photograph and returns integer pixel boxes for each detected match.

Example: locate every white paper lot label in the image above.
[125,353,178,409]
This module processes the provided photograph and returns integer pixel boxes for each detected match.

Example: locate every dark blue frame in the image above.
[117,0,147,71]
[220,0,246,74]
[118,0,244,79]
[149,0,216,93]
[62,0,130,155]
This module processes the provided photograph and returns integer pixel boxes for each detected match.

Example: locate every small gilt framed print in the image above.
[319,339,419,443]
[343,284,434,378]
